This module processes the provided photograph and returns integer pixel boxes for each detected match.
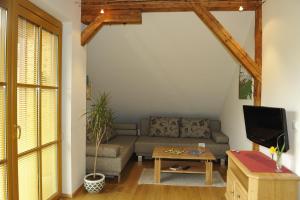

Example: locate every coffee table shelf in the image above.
[152,146,216,185]
[161,166,205,174]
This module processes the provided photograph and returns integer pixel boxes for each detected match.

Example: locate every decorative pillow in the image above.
[180,118,211,138]
[149,117,179,137]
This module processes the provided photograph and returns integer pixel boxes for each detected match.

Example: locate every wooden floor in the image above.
[65,158,227,200]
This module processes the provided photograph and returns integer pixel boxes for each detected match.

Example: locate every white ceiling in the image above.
[87,11,255,122]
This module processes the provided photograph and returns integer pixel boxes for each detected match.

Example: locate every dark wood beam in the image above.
[253,6,262,151]
[81,10,142,45]
[192,3,261,82]
[82,0,262,24]
[255,7,262,71]
[254,6,262,105]
[81,14,105,46]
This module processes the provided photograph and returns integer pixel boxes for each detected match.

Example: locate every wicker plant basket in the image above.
[84,173,105,193]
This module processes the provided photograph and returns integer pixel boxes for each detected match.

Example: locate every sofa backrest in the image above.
[140,118,150,136]
[140,118,221,136]
[209,120,221,132]
[113,123,137,136]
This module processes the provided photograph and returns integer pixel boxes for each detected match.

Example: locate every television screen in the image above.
[243,105,289,152]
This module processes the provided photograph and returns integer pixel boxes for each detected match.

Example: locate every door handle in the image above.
[15,125,22,139]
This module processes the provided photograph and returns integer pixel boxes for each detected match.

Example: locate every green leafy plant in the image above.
[85,92,113,178]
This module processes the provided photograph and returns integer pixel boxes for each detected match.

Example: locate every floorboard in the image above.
[64,158,227,200]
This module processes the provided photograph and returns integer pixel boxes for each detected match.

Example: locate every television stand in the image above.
[225,150,300,200]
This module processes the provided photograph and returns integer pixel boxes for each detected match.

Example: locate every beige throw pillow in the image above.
[149,116,179,137]
[180,118,211,138]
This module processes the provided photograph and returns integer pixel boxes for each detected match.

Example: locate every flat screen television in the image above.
[243,105,289,152]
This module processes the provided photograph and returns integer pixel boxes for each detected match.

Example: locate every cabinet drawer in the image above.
[226,170,235,200]
[235,183,248,200]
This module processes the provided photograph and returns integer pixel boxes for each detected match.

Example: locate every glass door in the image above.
[17,17,60,200]
[0,1,62,199]
[0,6,8,200]
[17,17,41,200]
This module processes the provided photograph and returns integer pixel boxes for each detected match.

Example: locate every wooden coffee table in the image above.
[152,146,216,185]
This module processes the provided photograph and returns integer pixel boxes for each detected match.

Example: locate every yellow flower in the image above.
[269,146,277,154]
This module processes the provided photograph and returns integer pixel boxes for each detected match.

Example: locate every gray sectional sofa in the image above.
[86,124,138,182]
[86,117,230,181]
[135,118,230,159]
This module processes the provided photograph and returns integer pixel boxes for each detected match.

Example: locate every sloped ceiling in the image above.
[87,11,254,122]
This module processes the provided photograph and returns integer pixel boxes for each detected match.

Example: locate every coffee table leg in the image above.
[154,158,161,183]
[205,161,213,185]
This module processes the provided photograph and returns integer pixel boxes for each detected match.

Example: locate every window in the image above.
[0,0,62,199]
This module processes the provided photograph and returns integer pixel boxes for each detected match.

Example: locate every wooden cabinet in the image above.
[234,182,247,200]
[225,170,234,200]
[226,170,247,200]
[225,151,300,200]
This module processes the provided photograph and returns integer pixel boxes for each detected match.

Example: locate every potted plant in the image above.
[84,93,113,193]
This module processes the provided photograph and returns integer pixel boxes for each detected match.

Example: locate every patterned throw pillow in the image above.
[180,118,211,138]
[149,117,180,137]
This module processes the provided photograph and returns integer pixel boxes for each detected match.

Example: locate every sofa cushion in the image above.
[209,120,221,132]
[86,130,94,144]
[149,117,179,137]
[180,118,211,138]
[86,126,115,144]
[86,145,132,174]
[86,135,138,174]
[109,135,137,147]
[134,136,229,159]
[140,118,150,136]
[212,131,229,144]
[86,144,120,158]
[114,129,137,136]
[113,123,137,130]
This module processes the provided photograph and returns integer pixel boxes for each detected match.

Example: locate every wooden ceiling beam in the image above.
[253,6,262,151]
[192,3,261,82]
[254,7,262,104]
[81,0,262,24]
[81,10,142,45]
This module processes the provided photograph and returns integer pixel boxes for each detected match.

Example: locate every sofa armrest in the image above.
[212,131,229,144]
[86,144,120,158]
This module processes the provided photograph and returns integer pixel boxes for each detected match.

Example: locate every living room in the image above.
[1,0,300,200]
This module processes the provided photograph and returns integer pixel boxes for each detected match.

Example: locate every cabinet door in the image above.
[226,170,235,200]
[235,183,248,200]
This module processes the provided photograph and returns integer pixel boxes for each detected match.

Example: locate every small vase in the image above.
[276,155,282,172]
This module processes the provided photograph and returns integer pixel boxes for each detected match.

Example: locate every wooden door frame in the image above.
[0,1,13,200]
[4,0,62,199]
[81,1,263,151]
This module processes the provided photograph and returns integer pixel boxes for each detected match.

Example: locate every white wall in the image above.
[261,0,300,179]
[220,16,255,150]
[29,0,87,195]
[87,12,254,123]
[220,0,300,184]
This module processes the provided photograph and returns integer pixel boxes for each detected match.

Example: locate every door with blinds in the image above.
[17,18,60,200]
[16,9,61,200]
[0,0,62,199]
